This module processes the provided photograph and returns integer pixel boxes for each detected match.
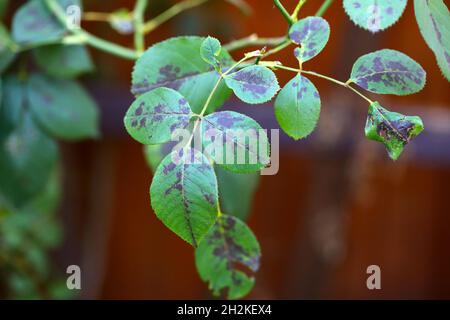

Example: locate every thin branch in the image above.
[273,0,295,25]
[315,0,334,17]
[82,11,111,22]
[223,34,286,51]
[291,0,307,21]
[133,0,148,53]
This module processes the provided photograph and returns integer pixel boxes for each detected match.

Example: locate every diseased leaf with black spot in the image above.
[414,0,450,82]
[200,36,222,70]
[32,45,94,79]
[343,0,407,33]
[224,65,279,104]
[195,214,261,300]
[0,75,25,140]
[12,0,80,45]
[0,23,16,74]
[274,74,321,140]
[215,166,259,221]
[289,16,330,63]
[201,111,270,173]
[132,36,234,114]
[365,102,424,160]
[27,74,99,140]
[150,147,219,246]
[0,112,58,208]
[125,87,194,145]
[350,49,426,95]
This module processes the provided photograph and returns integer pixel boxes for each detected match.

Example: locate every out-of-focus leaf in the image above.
[110,8,134,34]
[0,75,25,140]
[195,214,260,299]
[350,49,426,95]
[365,101,424,160]
[414,0,450,82]
[225,0,252,15]
[0,23,17,74]
[0,0,9,18]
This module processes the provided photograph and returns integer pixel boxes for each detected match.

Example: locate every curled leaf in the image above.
[195,214,261,299]
[289,16,330,63]
[224,65,279,104]
[150,147,219,246]
[365,102,424,160]
[343,0,407,33]
[350,49,426,95]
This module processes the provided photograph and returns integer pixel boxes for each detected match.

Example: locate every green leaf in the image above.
[350,49,426,95]
[0,75,25,139]
[274,74,321,140]
[224,65,279,104]
[0,112,59,208]
[150,147,219,246]
[195,214,261,299]
[289,16,330,63]
[32,45,94,78]
[0,23,16,74]
[125,87,194,145]
[27,74,99,140]
[201,111,270,173]
[365,102,424,160]
[200,36,222,70]
[215,166,259,220]
[12,0,80,45]
[343,0,407,33]
[414,0,450,82]
[132,36,234,114]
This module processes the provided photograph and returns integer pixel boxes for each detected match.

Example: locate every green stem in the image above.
[133,0,148,53]
[223,34,286,52]
[271,64,374,104]
[273,0,295,25]
[143,0,209,34]
[44,0,139,60]
[291,0,307,20]
[315,0,334,17]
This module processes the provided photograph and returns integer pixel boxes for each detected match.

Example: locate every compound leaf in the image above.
[343,0,407,33]
[27,74,99,140]
[365,102,424,160]
[274,74,321,140]
[414,0,450,82]
[132,36,233,114]
[12,0,80,45]
[289,16,330,63]
[350,49,426,95]
[195,214,261,300]
[200,36,222,70]
[224,65,279,104]
[33,45,94,78]
[150,147,219,246]
[201,111,270,173]
[124,87,194,145]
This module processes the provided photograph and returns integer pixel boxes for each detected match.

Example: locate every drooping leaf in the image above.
[0,112,58,208]
[125,87,194,145]
[32,45,94,78]
[215,166,259,220]
[201,111,270,173]
[224,65,279,104]
[350,49,426,95]
[200,36,222,70]
[150,147,219,246]
[12,0,80,45]
[27,74,99,140]
[0,23,16,74]
[0,75,25,139]
[132,36,234,114]
[343,0,407,33]
[195,214,261,299]
[289,16,330,63]
[274,74,321,140]
[365,102,424,160]
[414,0,450,82]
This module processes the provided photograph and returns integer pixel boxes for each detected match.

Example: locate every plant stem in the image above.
[83,11,112,22]
[271,64,374,104]
[133,0,148,54]
[44,0,139,60]
[273,0,295,25]
[315,0,334,17]
[223,34,286,51]
[143,0,209,34]
[291,0,307,21]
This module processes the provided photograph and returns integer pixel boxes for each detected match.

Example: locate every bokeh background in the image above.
[2,0,450,299]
